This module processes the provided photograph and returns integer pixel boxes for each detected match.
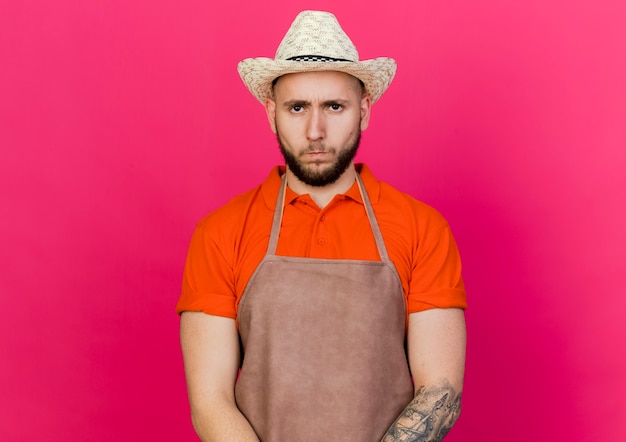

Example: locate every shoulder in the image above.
[377,182,453,261]
[359,164,450,237]
[195,167,281,235]
[196,185,262,232]
[188,181,274,271]
[383,182,448,225]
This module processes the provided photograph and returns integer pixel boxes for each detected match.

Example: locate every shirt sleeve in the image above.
[408,222,467,313]
[176,224,238,318]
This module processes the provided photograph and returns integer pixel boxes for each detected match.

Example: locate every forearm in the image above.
[180,313,259,442]
[190,398,259,442]
[381,380,462,442]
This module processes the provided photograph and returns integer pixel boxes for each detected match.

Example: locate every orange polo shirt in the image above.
[177,164,466,318]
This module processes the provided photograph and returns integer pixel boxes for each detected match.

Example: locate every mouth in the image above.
[302,151,331,162]
[303,145,333,155]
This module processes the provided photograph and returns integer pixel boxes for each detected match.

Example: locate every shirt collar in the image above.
[260,163,381,209]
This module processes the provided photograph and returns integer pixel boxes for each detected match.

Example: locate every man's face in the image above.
[266,71,371,187]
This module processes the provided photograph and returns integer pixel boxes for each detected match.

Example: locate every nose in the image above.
[306,108,325,141]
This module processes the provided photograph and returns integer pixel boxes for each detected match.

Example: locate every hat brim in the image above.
[237,57,397,104]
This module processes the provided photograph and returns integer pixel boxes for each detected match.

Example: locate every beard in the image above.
[277,128,361,187]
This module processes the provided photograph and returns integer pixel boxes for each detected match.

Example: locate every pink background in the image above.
[1,0,624,440]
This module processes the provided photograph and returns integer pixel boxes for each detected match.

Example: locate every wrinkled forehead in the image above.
[271,71,364,101]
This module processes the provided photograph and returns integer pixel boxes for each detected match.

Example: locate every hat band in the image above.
[286,55,354,62]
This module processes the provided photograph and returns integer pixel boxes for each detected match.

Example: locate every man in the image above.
[177,10,467,442]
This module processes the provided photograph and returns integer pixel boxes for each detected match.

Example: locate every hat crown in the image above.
[275,11,359,62]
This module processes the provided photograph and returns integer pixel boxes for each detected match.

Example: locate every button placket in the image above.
[314,209,328,248]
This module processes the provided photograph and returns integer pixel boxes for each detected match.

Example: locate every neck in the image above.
[285,164,357,209]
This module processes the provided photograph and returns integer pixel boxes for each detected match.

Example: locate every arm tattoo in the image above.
[381,381,462,442]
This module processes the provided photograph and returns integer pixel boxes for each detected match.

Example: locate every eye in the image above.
[329,103,343,111]
[291,105,304,113]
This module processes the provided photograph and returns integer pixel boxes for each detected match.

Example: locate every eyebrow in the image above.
[281,99,351,108]
[282,99,309,108]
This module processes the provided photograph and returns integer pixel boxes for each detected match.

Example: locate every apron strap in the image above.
[267,174,287,255]
[266,172,392,262]
[355,173,391,262]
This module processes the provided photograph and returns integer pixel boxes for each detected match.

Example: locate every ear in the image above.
[265,98,277,134]
[359,95,372,131]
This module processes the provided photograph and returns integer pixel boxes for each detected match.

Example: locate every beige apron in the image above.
[235,174,414,441]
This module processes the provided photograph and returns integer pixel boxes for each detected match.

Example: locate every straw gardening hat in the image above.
[238,10,397,104]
